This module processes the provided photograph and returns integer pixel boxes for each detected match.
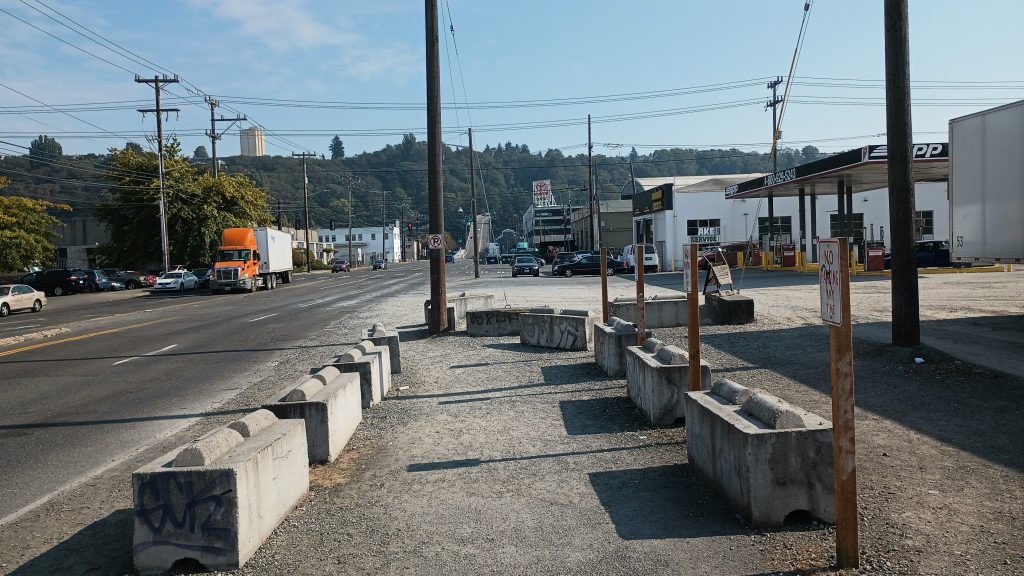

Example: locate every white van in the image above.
[622,244,659,273]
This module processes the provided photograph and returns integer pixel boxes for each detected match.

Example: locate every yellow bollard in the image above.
[737,251,745,269]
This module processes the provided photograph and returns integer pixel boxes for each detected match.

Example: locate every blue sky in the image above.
[1,0,1021,159]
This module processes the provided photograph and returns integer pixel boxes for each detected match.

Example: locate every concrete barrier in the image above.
[624,339,711,426]
[684,380,834,527]
[132,410,308,574]
[519,308,595,351]
[360,323,401,373]
[422,300,457,331]
[466,308,529,337]
[424,292,495,329]
[594,317,653,377]
[327,343,383,409]
[264,371,362,464]
[703,293,755,325]
[608,295,688,328]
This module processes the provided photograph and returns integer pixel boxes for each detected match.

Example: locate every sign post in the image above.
[685,244,701,391]
[600,247,609,324]
[819,237,859,569]
[635,245,645,346]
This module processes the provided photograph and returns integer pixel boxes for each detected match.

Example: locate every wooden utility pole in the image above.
[135,74,179,274]
[348,184,353,266]
[469,127,480,279]
[381,190,388,262]
[205,97,245,178]
[686,244,701,391]
[635,247,645,346]
[588,115,599,251]
[292,152,316,273]
[425,0,448,333]
[884,0,920,346]
[766,76,783,260]
[600,247,609,323]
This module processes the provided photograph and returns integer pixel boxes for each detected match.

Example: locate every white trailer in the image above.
[256,227,293,277]
[949,100,1024,264]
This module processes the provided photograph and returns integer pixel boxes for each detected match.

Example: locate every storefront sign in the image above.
[632,183,674,215]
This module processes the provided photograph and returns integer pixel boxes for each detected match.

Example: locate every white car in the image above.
[154,271,199,291]
[0,284,47,317]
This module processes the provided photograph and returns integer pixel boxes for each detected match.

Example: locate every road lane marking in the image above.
[247,313,278,323]
[0,318,168,358]
[112,344,178,366]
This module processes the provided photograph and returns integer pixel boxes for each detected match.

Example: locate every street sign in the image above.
[427,234,443,250]
[682,244,692,289]
[819,239,843,326]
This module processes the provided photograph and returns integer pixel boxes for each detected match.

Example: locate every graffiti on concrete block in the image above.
[133,471,236,556]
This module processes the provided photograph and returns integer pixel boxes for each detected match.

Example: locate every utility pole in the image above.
[766,76,784,259]
[468,127,480,279]
[588,114,598,251]
[205,97,245,178]
[381,190,388,262]
[292,152,316,273]
[135,74,179,274]
[425,0,447,334]
[884,0,920,347]
[347,184,354,266]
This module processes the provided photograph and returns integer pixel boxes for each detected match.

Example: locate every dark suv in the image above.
[23,269,88,296]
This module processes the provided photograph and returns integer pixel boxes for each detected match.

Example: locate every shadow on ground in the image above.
[560,396,647,436]
[9,509,133,576]
[588,463,746,540]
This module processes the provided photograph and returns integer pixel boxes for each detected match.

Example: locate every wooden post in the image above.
[687,244,701,391]
[635,246,645,346]
[600,247,609,324]
[822,237,859,569]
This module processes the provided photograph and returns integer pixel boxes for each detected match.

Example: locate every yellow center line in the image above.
[0,318,169,358]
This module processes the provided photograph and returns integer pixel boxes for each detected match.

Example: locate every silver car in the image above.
[153,271,199,291]
[0,284,47,317]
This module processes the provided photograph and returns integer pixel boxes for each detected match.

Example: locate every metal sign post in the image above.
[600,247,609,324]
[685,244,701,391]
[819,237,859,569]
[635,245,645,346]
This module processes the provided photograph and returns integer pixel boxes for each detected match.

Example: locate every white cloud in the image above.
[183,0,358,52]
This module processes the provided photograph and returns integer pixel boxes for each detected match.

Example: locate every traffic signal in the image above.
[407,222,413,231]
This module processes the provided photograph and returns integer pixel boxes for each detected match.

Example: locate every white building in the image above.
[318,224,401,264]
[239,127,265,157]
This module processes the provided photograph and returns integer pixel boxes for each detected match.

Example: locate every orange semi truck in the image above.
[210,227,294,294]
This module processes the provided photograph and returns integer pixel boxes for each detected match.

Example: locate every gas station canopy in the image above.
[724,143,949,199]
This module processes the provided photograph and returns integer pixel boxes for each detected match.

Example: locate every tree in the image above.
[193,145,209,160]
[97,140,272,268]
[125,142,145,155]
[0,178,71,271]
[28,135,62,168]
[329,135,345,160]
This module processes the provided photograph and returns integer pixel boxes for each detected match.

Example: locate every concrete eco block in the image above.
[466,308,527,337]
[624,343,712,426]
[684,382,834,527]
[608,295,688,328]
[594,317,653,377]
[422,300,457,331]
[358,340,392,400]
[703,293,755,325]
[132,415,308,574]
[264,372,362,464]
[361,323,401,374]
[519,309,595,351]
[450,292,496,326]
[327,346,383,408]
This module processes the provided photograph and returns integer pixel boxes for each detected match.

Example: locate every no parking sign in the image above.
[427,234,443,250]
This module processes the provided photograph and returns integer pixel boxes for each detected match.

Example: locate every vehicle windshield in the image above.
[192,268,209,275]
[162,272,183,279]
[0,287,9,296]
[217,249,251,262]
[514,256,534,264]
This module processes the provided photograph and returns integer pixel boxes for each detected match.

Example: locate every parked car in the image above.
[553,252,578,268]
[0,284,47,317]
[484,255,499,264]
[621,244,660,273]
[884,240,964,269]
[331,260,351,273]
[76,269,117,292]
[553,254,629,277]
[153,271,198,291]
[102,269,153,289]
[445,253,455,263]
[372,259,388,270]
[499,253,515,264]
[21,269,88,296]
[191,267,212,287]
[511,255,540,277]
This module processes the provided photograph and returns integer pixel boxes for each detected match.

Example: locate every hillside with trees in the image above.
[0,133,821,243]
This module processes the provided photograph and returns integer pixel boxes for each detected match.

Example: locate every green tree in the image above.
[329,135,345,160]
[97,140,272,268]
[0,178,71,271]
[193,145,209,159]
[28,135,62,169]
[125,142,145,155]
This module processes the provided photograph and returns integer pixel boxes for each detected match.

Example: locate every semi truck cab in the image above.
[210,227,293,294]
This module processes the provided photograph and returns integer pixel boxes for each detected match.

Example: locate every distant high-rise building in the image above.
[239,127,265,156]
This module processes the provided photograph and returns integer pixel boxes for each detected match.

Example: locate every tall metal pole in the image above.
[469,128,480,279]
[426,0,448,333]
[293,152,315,273]
[588,114,598,251]
[135,75,179,274]
[885,0,920,347]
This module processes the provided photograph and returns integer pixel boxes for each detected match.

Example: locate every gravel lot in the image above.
[1,264,1021,575]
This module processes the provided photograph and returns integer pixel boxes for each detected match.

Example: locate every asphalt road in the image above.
[0,262,430,521]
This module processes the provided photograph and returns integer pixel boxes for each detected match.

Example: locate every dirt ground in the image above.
[1,267,1021,575]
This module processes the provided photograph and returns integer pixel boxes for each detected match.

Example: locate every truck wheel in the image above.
[271,275,277,289]
[283,271,291,284]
